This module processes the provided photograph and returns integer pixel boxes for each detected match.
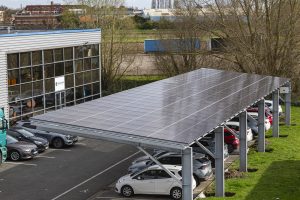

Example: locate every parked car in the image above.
[128,152,212,185]
[225,121,254,142]
[205,130,240,154]
[247,112,271,131]
[265,100,283,115]
[8,127,49,152]
[131,150,168,165]
[229,116,258,135]
[6,135,38,161]
[247,107,273,125]
[15,121,78,148]
[191,138,229,166]
[116,164,196,199]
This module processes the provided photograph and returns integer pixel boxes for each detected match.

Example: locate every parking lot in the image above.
[0,138,143,200]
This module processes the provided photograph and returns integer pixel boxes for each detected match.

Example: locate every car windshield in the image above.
[17,129,35,137]
[7,135,18,144]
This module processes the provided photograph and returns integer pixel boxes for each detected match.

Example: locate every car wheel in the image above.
[52,137,64,149]
[228,144,234,153]
[170,187,182,200]
[121,185,134,197]
[10,151,21,161]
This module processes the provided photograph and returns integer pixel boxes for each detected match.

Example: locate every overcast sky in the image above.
[0,0,151,9]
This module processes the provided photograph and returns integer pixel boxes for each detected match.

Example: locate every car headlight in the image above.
[34,141,43,145]
[65,135,72,140]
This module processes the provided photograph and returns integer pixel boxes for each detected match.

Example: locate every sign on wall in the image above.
[55,76,65,92]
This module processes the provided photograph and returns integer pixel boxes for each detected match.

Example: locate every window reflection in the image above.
[7,54,19,69]
[8,69,20,85]
[20,67,32,83]
[20,52,31,67]
[8,85,20,102]
[32,51,42,65]
[44,50,54,63]
[54,48,63,62]
[75,59,83,72]
[65,74,74,88]
[45,64,54,78]
[55,62,64,76]
[91,57,99,69]
[45,79,54,93]
[64,47,73,60]
[65,61,73,74]
[21,83,32,99]
[32,65,43,80]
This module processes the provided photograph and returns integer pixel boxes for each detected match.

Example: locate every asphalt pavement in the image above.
[0,138,141,200]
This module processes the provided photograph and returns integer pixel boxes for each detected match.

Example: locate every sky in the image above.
[0,0,151,9]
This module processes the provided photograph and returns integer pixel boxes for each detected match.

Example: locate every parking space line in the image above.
[51,151,140,200]
[5,162,37,166]
[51,149,72,152]
[76,142,86,146]
[36,155,56,159]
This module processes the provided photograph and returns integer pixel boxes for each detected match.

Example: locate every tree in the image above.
[60,10,81,28]
[71,0,137,94]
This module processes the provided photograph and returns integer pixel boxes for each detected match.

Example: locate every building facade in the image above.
[0,29,101,125]
[0,11,4,23]
[151,0,178,9]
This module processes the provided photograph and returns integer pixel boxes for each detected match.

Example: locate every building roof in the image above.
[0,29,101,37]
[31,68,289,151]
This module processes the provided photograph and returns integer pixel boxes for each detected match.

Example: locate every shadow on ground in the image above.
[245,160,300,200]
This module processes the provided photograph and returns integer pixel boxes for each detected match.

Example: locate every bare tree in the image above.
[69,0,137,94]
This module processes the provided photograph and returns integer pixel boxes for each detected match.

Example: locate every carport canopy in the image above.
[31,68,289,152]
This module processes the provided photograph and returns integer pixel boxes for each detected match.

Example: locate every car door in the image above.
[131,170,156,194]
[154,169,174,195]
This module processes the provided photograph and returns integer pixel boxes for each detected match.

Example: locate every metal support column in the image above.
[182,147,193,200]
[273,90,279,137]
[239,111,247,172]
[285,82,291,126]
[215,127,224,197]
[258,99,266,152]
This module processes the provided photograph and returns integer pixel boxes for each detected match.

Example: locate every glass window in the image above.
[64,47,73,60]
[45,64,54,78]
[32,51,42,65]
[44,49,54,63]
[8,69,20,85]
[156,170,171,179]
[75,60,83,72]
[84,58,91,70]
[84,71,92,84]
[55,62,64,77]
[20,67,32,83]
[65,61,74,74]
[21,83,32,99]
[91,44,99,56]
[8,85,20,102]
[65,74,74,88]
[33,96,44,112]
[54,48,63,62]
[7,53,19,69]
[45,79,54,93]
[32,65,43,80]
[33,81,43,96]
[76,86,83,99]
[45,93,55,108]
[92,82,100,95]
[75,46,83,58]
[84,84,92,97]
[20,52,31,67]
[83,45,92,57]
[75,72,84,86]
[91,69,100,82]
[66,102,74,107]
[9,102,21,118]
[91,57,99,69]
[66,88,74,102]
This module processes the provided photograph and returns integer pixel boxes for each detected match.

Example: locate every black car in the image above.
[8,128,49,152]
[6,135,38,161]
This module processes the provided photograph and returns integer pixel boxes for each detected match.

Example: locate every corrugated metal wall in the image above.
[0,29,101,119]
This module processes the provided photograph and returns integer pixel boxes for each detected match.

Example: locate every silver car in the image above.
[128,152,213,185]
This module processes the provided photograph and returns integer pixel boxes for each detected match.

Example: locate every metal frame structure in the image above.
[30,68,291,199]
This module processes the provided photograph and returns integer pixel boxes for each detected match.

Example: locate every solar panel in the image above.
[31,68,289,149]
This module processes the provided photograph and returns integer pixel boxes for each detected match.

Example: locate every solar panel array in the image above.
[32,68,289,146]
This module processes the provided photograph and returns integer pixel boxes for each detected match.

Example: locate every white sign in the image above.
[280,87,290,94]
[55,76,65,92]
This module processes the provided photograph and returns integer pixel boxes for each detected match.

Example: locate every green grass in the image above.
[203,106,300,200]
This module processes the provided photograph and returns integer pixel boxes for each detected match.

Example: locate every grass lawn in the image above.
[203,106,300,200]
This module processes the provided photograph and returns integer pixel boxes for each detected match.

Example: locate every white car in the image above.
[115,165,196,199]
[265,100,283,115]
[248,112,271,131]
[225,121,253,141]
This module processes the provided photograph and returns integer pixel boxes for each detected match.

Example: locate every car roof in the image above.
[147,164,182,171]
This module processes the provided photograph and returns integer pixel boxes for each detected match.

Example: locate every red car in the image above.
[205,129,239,153]
[247,107,273,125]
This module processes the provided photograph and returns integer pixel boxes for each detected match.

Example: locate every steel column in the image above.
[239,111,247,172]
[285,82,291,126]
[258,99,266,152]
[273,90,280,137]
[215,127,224,197]
[182,147,193,200]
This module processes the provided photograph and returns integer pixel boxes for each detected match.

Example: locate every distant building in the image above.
[152,0,173,9]
[0,11,4,23]
[143,9,175,21]
[13,1,86,29]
